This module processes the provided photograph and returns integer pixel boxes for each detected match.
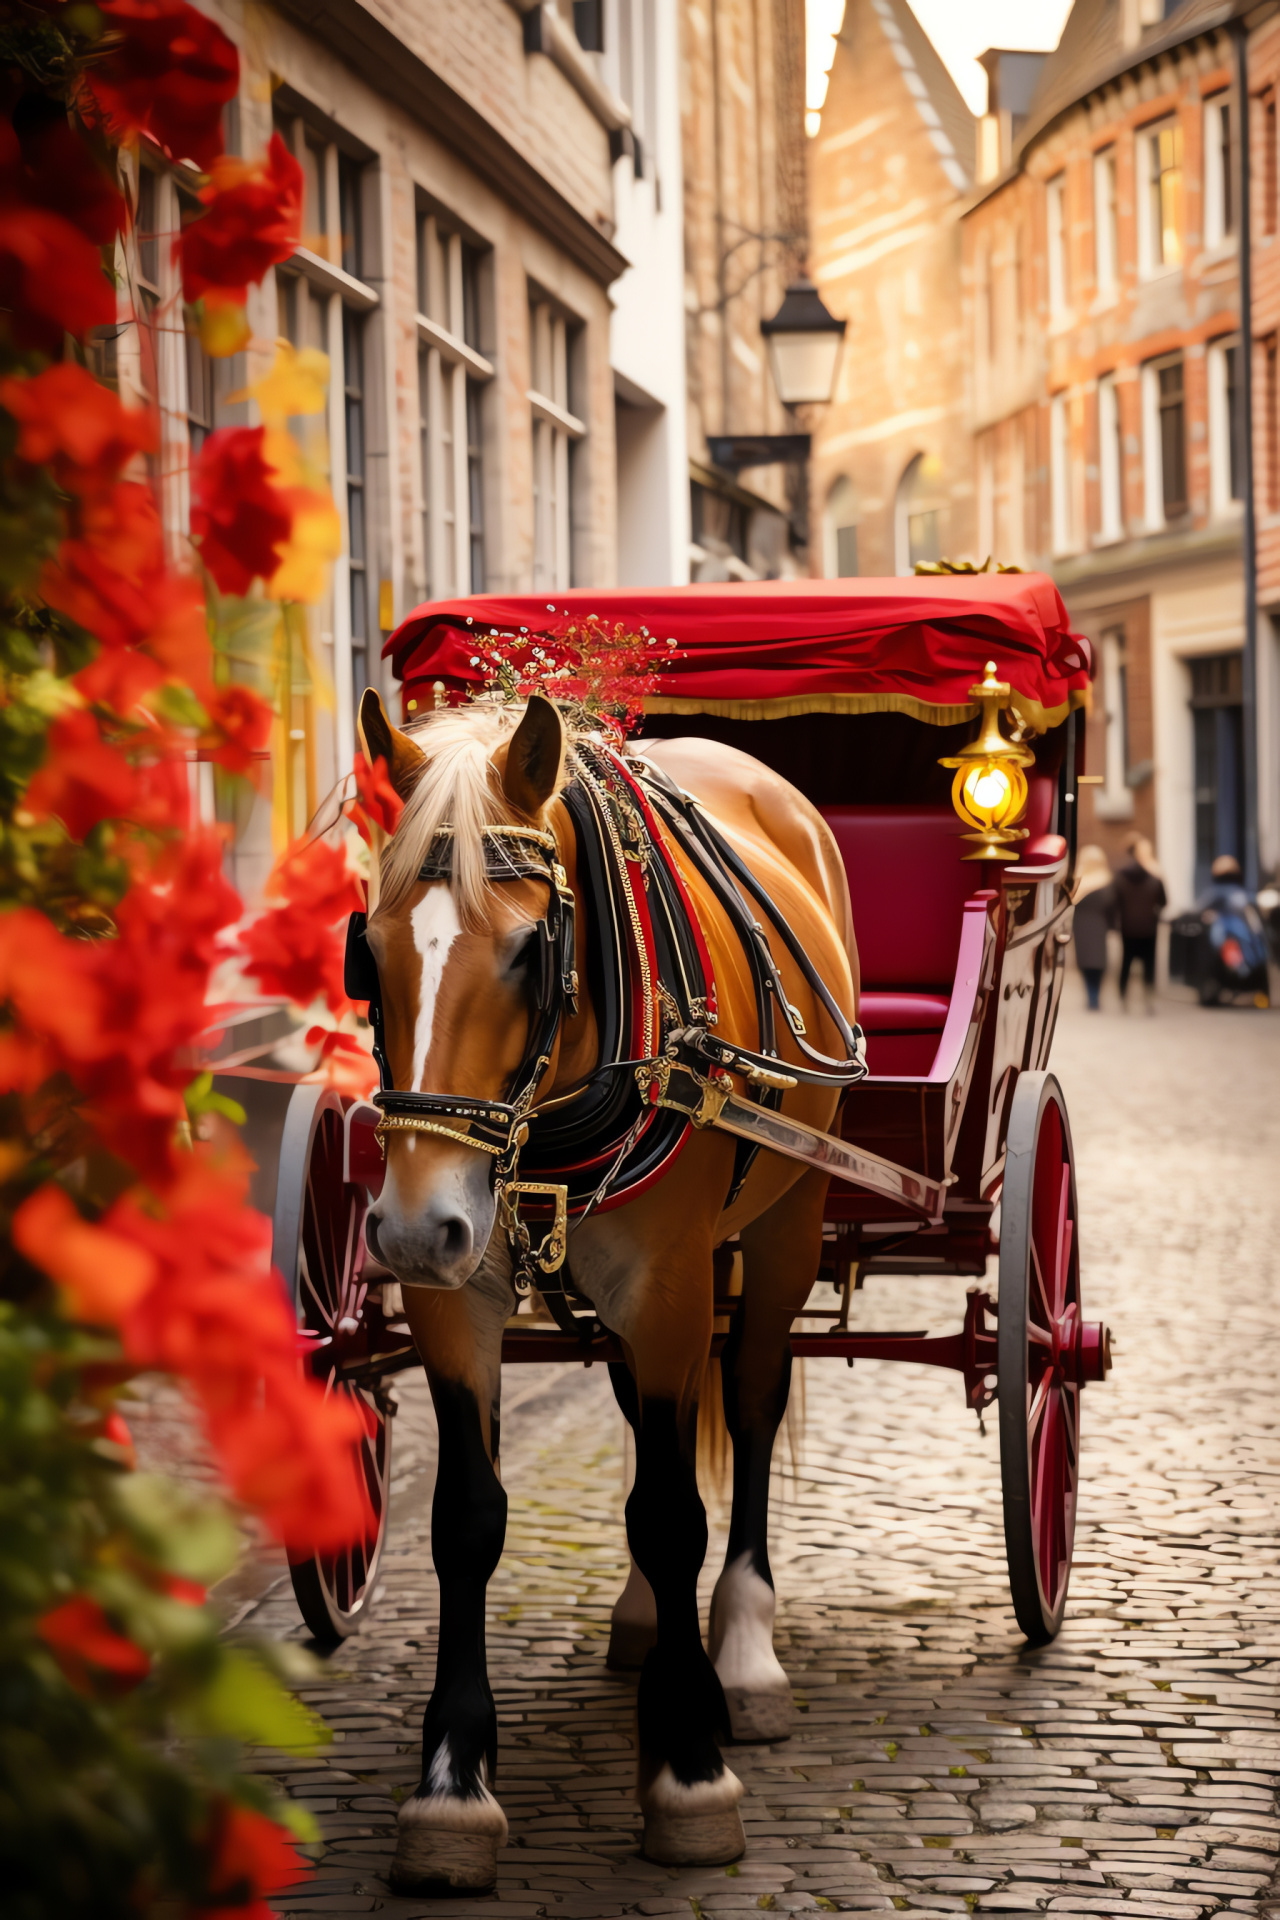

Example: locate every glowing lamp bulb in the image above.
[964,765,1012,818]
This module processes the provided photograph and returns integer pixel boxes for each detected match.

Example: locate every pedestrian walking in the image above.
[1072,843,1114,1010]
[1113,834,1167,1013]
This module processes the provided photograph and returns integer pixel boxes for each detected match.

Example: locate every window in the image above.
[1093,148,1118,295]
[1203,95,1233,249]
[1139,120,1183,272]
[1264,88,1277,237]
[573,0,603,50]
[1142,353,1186,523]
[135,164,161,407]
[344,306,368,707]
[1047,172,1068,317]
[823,477,858,577]
[894,452,944,574]
[417,215,493,599]
[1050,392,1073,554]
[1098,374,1124,542]
[1268,335,1279,513]
[1098,628,1133,820]
[1208,336,1244,516]
[529,294,585,591]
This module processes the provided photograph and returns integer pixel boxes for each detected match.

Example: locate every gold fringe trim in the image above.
[643,687,1090,735]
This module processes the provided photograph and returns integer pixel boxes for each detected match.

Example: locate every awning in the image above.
[384,574,1094,734]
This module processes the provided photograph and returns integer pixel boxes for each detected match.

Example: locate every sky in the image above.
[807,0,1076,129]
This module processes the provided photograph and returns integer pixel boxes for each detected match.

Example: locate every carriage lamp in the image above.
[760,278,847,406]
[939,661,1035,862]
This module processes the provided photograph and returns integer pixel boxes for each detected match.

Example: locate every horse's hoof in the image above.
[722,1683,795,1743]
[388,1791,508,1894]
[606,1616,657,1670]
[640,1765,745,1866]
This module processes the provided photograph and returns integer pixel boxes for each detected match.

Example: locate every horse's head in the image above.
[361,688,572,1288]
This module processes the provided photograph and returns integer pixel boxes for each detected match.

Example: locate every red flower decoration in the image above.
[200,681,273,775]
[348,750,405,842]
[0,364,155,497]
[37,1596,151,1695]
[86,0,240,172]
[190,427,294,596]
[202,1802,306,1918]
[239,839,364,1015]
[4,109,125,248]
[180,135,303,302]
[24,708,139,842]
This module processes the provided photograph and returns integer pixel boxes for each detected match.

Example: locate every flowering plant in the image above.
[0,3,372,1912]
[466,614,679,738]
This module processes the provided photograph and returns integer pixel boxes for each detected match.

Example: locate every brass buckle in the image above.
[499,1180,569,1282]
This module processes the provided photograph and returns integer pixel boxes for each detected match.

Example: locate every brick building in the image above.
[963,0,1263,909]
[681,0,809,578]
[126,0,694,899]
[808,0,977,581]
[1243,2,1280,890]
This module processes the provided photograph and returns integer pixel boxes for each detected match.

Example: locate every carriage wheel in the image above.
[998,1071,1084,1645]
[273,1084,392,1643]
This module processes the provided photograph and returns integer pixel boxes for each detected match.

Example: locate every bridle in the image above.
[344,821,581,1282]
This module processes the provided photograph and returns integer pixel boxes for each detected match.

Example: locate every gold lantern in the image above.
[939,661,1035,862]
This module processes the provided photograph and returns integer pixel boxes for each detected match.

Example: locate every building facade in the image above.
[1242,1,1280,891]
[808,0,977,581]
[963,0,1267,909]
[681,0,810,578]
[125,0,695,900]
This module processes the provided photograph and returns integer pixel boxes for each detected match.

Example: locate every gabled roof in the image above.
[1015,0,1251,162]
[854,0,976,193]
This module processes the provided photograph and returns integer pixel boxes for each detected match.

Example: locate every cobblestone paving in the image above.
[249,998,1280,1919]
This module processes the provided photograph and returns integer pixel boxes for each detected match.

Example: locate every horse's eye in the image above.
[502,929,539,978]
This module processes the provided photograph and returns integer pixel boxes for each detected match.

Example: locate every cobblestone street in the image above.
[249,996,1280,1919]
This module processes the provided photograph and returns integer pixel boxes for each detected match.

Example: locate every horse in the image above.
[357,686,860,1894]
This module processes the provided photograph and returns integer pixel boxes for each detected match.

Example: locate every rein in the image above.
[347,737,867,1296]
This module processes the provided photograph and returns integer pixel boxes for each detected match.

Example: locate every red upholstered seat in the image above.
[821,806,974,1077]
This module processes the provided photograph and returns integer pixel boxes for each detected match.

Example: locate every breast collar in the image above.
[345,737,866,1291]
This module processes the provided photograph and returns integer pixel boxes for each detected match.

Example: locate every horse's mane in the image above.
[378,700,578,927]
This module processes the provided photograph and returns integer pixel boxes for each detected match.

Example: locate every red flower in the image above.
[200,682,273,775]
[13,1184,156,1325]
[190,428,294,595]
[3,108,126,247]
[349,751,405,841]
[24,708,140,842]
[0,203,116,351]
[86,0,240,172]
[0,364,155,497]
[180,135,303,302]
[38,1596,151,1695]
[239,839,364,1015]
[200,1802,306,1919]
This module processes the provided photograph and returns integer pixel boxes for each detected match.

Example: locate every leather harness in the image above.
[344,738,867,1313]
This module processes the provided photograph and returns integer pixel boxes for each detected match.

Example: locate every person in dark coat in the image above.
[1113,834,1167,1012]
[1072,844,1114,1010]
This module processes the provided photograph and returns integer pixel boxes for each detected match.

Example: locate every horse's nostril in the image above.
[439,1216,471,1261]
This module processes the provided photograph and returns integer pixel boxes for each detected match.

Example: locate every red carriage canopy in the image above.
[384,574,1093,734]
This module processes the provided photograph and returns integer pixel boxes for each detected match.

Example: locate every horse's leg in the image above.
[606,1369,658,1669]
[711,1167,828,1742]
[389,1246,514,1895]
[612,1320,745,1866]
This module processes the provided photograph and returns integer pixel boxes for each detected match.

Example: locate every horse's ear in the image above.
[501,694,565,817]
[358,687,425,799]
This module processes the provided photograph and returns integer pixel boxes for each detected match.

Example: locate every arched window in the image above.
[894,453,945,575]
[823,476,858,577]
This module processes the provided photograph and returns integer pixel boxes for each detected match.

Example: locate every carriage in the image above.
[232,573,1111,1656]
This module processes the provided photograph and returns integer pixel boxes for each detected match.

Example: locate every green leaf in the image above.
[188,1648,328,1753]
[111,1473,240,1585]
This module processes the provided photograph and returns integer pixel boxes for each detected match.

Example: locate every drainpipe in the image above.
[1234,16,1260,890]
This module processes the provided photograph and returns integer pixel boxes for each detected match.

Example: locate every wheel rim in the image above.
[292,1101,390,1631]
[1024,1098,1080,1622]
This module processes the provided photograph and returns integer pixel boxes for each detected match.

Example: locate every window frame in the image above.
[1097,626,1135,822]
[416,211,495,603]
[528,291,586,592]
[1202,93,1234,251]
[1046,172,1069,320]
[1136,117,1184,277]
[1207,333,1244,518]
[1092,146,1118,297]
[1050,391,1074,556]
[1097,372,1124,544]
[1141,350,1187,526]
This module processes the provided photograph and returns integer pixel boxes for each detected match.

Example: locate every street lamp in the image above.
[705,278,847,473]
[759,277,847,406]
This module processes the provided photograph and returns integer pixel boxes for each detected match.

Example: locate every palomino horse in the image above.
[359,688,859,1893]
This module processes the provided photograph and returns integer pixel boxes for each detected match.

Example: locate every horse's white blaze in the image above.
[409,886,462,1089]
[709,1552,788,1694]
